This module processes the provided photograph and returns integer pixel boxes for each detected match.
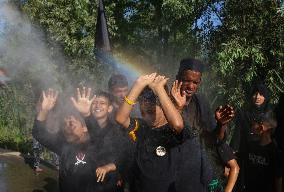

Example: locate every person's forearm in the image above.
[105,163,116,172]
[216,123,227,140]
[32,119,61,154]
[155,87,184,133]
[225,160,240,192]
[275,177,282,192]
[37,109,49,121]
[116,82,144,128]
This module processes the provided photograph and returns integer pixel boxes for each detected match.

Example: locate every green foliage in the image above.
[0,85,34,153]
[209,0,284,107]
[22,0,96,57]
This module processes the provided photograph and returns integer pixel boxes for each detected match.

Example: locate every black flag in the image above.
[95,0,111,52]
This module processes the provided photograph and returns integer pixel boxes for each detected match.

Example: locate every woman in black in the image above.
[230,82,273,191]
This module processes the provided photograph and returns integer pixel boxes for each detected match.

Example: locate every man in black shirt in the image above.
[33,88,120,192]
[173,58,235,192]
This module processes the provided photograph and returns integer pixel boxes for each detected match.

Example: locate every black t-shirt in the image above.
[33,116,119,192]
[217,142,235,165]
[127,118,190,192]
[245,141,282,192]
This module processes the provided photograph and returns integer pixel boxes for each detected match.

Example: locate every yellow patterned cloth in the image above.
[128,119,139,142]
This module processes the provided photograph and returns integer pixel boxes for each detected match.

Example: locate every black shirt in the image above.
[127,118,190,192]
[245,141,282,192]
[33,115,120,192]
[175,94,217,192]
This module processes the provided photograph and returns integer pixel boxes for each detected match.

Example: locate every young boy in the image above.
[244,110,282,192]
[33,88,120,192]
[215,142,239,192]
[108,74,129,107]
[116,73,190,192]
[91,91,129,188]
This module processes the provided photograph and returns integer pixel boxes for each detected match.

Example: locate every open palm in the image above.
[71,87,96,117]
[171,80,186,109]
[215,105,235,125]
[41,89,58,112]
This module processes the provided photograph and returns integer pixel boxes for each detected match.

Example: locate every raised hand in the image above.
[41,88,58,112]
[171,80,186,110]
[148,75,169,93]
[70,87,96,117]
[135,73,157,88]
[37,88,58,121]
[215,105,235,125]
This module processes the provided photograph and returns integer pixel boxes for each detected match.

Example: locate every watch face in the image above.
[156,146,166,157]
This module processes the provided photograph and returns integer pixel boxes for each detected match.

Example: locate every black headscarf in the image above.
[249,82,271,121]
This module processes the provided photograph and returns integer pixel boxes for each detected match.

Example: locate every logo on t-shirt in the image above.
[249,153,268,166]
[75,152,87,166]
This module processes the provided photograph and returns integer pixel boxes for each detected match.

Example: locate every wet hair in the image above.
[95,90,114,105]
[138,86,169,106]
[58,99,86,128]
[250,82,270,102]
[252,110,277,130]
[108,73,128,90]
[176,58,205,80]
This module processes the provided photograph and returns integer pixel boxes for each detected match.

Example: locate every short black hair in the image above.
[252,110,277,129]
[95,90,114,104]
[59,99,86,127]
[138,86,169,106]
[108,73,128,90]
[176,58,205,80]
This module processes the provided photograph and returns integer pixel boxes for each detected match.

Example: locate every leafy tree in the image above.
[208,0,284,107]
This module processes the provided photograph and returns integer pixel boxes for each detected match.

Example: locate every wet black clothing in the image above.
[230,83,272,153]
[175,94,222,192]
[230,105,273,153]
[217,142,235,166]
[244,141,282,192]
[274,93,284,151]
[230,88,273,191]
[33,115,121,192]
[127,118,191,192]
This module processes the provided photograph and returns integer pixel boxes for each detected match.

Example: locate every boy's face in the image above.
[92,96,113,119]
[140,101,165,127]
[63,116,87,143]
[252,91,265,106]
[111,86,128,103]
[180,70,201,98]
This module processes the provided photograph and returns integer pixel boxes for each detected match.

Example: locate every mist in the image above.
[0,0,85,135]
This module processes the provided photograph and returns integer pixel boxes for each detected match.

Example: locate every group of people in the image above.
[31,58,283,192]
[230,82,283,192]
